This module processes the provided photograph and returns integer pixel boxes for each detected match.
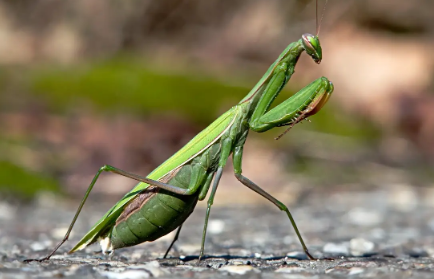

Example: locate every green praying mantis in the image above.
[26,0,332,263]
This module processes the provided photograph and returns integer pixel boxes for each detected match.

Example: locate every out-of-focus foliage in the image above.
[29,58,247,125]
[0,161,59,199]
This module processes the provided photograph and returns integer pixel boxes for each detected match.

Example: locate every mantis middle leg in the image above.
[232,146,315,260]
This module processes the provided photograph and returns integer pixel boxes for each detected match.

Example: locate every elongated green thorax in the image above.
[239,39,304,104]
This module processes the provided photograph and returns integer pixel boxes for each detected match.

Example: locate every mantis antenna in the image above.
[316,0,328,36]
[274,0,329,141]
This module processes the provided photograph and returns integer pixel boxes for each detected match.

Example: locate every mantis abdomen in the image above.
[106,143,222,250]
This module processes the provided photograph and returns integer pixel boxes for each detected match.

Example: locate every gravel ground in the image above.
[2,184,434,278]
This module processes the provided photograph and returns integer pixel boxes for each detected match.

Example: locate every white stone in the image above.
[348,267,365,275]
[323,242,349,255]
[0,202,16,220]
[99,270,150,279]
[387,184,418,212]
[350,238,375,256]
[51,227,71,239]
[29,242,46,251]
[208,219,225,234]
[220,265,256,275]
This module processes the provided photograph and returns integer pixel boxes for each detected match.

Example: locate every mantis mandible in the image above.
[26,0,332,262]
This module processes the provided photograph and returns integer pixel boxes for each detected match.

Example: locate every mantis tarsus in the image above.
[26,0,332,263]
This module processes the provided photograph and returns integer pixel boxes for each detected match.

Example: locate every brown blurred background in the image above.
[0,0,434,204]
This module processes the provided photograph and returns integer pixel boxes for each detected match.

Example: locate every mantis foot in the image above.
[23,256,51,263]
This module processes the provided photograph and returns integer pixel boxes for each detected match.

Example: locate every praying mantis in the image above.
[26,0,332,263]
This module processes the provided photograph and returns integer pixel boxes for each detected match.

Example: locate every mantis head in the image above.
[302,33,322,64]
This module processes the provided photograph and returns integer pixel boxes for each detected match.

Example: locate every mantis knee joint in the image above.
[100,165,109,172]
[184,188,195,195]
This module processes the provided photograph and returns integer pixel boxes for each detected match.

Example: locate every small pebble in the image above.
[51,227,71,239]
[0,202,16,220]
[348,267,365,275]
[387,184,418,212]
[220,265,256,275]
[29,241,50,252]
[208,219,225,234]
[350,238,375,256]
[323,242,349,255]
[99,270,150,279]
[229,259,251,265]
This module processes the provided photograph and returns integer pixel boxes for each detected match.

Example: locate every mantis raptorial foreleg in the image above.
[250,77,333,133]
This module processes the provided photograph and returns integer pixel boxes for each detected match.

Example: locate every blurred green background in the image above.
[1,0,434,202]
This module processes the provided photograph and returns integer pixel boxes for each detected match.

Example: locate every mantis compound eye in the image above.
[302,33,322,64]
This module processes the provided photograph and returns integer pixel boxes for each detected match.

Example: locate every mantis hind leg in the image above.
[25,165,114,262]
[25,164,204,263]
[232,146,315,260]
[163,225,183,259]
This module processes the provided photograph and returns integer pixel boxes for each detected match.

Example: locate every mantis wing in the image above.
[70,107,239,252]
